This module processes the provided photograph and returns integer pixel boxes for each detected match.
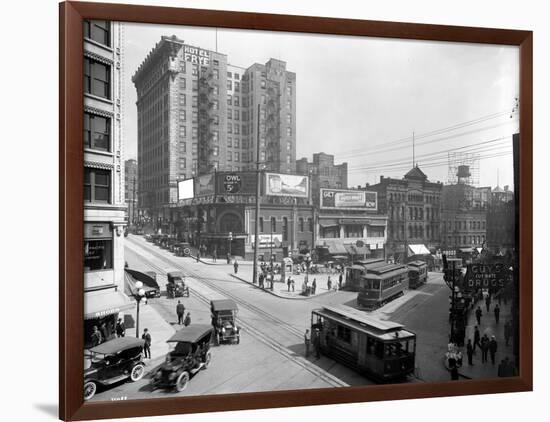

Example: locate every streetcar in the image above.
[356,263,409,309]
[311,305,416,382]
[407,260,428,289]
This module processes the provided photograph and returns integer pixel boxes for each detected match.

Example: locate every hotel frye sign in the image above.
[183,45,210,65]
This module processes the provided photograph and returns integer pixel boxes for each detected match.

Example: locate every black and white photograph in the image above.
[82,19,520,402]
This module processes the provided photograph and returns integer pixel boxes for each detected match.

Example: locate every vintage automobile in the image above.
[84,337,146,400]
[166,271,190,298]
[151,325,213,392]
[174,242,192,257]
[125,268,161,298]
[210,299,240,344]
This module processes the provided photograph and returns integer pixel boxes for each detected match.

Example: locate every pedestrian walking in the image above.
[339,272,343,289]
[304,329,311,357]
[485,294,491,312]
[481,334,489,363]
[311,278,317,295]
[494,303,501,324]
[466,339,474,365]
[115,318,126,337]
[287,276,291,292]
[176,300,185,325]
[489,335,498,365]
[504,320,512,346]
[291,277,295,292]
[233,260,239,274]
[196,251,200,263]
[184,312,191,327]
[142,328,151,359]
[100,321,110,342]
[259,273,264,288]
[212,249,217,263]
[91,325,103,346]
[473,325,481,353]
[227,253,231,264]
[327,276,332,291]
[475,306,483,325]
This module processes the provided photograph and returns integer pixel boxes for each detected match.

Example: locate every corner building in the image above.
[132,36,296,228]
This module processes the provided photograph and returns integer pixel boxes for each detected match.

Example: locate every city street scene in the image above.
[82,20,520,402]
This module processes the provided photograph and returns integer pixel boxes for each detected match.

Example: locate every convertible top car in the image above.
[151,325,213,392]
[84,337,146,400]
[211,299,240,345]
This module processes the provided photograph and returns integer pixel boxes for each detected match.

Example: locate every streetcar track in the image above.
[126,237,348,388]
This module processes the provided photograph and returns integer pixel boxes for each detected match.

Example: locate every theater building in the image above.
[174,171,313,260]
[83,20,133,347]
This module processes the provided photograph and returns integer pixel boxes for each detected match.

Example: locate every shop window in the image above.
[84,239,113,271]
[84,167,111,203]
[84,112,110,152]
[84,57,111,99]
[345,225,362,238]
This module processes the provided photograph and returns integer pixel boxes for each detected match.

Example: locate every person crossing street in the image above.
[176,300,185,325]
[142,328,151,359]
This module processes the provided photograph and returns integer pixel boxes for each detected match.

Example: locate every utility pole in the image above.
[252,104,261,285]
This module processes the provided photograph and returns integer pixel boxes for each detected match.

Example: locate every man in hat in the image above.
[141,328,151,359]
[489,335,498,365]
[115,318,126,338]
[176,300,185,325]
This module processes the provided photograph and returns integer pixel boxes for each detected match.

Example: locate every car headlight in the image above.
[235,326,239,332]
[221,327,226,333]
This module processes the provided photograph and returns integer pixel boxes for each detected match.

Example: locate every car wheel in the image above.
[175,371,190,392]
[130,363,145,382]
[203,352,212,369]
[84,381,97,401]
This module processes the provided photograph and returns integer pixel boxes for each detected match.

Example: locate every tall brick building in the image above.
[132,36,296,224]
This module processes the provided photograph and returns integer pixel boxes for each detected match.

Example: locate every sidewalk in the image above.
[229,262,340,300]
[444,296,515,379]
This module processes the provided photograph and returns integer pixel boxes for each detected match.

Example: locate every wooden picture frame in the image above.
[60,1,533,420]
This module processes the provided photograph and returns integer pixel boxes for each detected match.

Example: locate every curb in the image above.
[229,273,336,300]
[188,254,252,267]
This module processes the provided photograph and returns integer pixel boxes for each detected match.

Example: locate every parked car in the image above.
[125,269,161,298]
[150,325,213,392]
[210,299,240,345]
[166,271,190,298]
[174,242,192,257]
[84,337,146,400]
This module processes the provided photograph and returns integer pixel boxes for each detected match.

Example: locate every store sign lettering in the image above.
[465,263,509,290]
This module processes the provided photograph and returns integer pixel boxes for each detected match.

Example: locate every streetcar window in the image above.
[366,336,375,354]
[374,340,384,358]
[336,325,351,343]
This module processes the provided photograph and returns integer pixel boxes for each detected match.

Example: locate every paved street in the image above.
[92,234,464,401]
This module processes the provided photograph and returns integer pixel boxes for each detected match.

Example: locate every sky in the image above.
[121,22,519,189]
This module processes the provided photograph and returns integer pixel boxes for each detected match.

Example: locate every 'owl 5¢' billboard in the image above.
[320,188,377,211]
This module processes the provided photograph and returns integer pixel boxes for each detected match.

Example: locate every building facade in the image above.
[371,166,443,262]
[296,152,348,205]
[124,158,138,224]
[132,36,296,228]
[83,20,132,347]
[486,185,515,253]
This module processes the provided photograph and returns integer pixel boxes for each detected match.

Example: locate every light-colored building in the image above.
[125,159,138,224]
[84,20,132,347]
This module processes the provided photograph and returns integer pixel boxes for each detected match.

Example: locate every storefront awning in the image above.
[367,221,386,227]
[324,241,347,254]
[318,219,339,228]
[84,289,135,320]
[408,244,430,256]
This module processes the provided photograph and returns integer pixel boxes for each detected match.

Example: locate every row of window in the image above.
[388,206,440,221]
[388,192,439,203]
[446,235,486,245]
[320,226,386,239]
[444,220,486,231]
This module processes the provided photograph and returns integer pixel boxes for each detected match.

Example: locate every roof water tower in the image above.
[457,165,471,185]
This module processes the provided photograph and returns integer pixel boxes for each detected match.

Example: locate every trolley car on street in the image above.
[311,305,416,382]
[356,263,409,309]
[407,260,428,289]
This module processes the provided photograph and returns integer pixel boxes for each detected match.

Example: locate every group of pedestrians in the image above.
[176,300,192,327]
[458,290,515,378]
[304,328,321,359]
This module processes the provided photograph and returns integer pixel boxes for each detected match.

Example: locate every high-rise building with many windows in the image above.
[132,36,296,224]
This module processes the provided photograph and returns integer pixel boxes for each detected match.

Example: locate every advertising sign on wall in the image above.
[177,179,195,200]
[252,234,283,248]
[216,172,256,195]
[194,173,215,196]
[183,45,210,66]
[265,173,309,198]
[320,188,378,211]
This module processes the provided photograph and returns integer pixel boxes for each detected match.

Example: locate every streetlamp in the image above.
[133,281,146,338]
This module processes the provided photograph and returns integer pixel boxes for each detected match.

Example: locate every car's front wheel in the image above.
[203,352,212,369]
[130,363,146,382]
[84,381,97,401]
[175,371,190,392]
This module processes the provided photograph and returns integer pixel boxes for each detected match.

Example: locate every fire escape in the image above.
[197,66,216,175]
[265,82,281,172]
